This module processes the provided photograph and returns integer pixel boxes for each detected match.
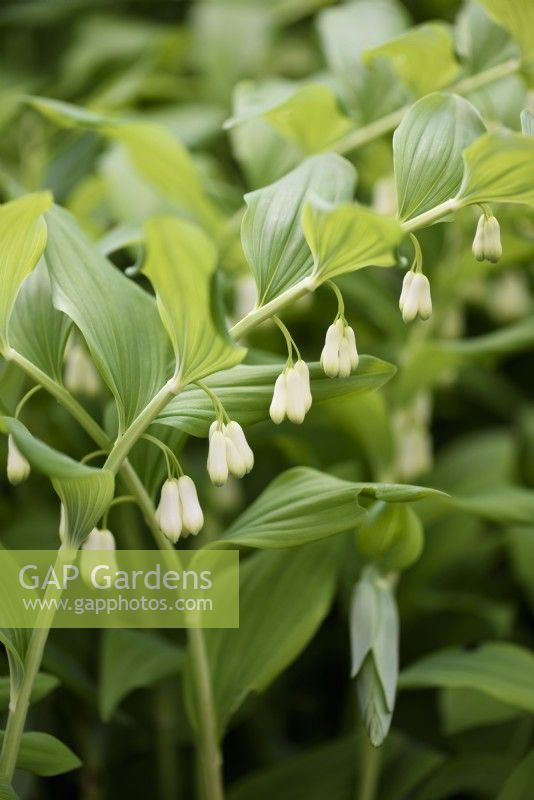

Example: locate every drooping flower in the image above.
[64,339,101,396]
[155,478,182,542]
[399,272,432,323]
[269,361,313,424]
[177,475,204,536]
[207,421,254,485]
[7,435,30,485]
[81,527,117,587]
[472,214,502,263]
[320,320,358,378]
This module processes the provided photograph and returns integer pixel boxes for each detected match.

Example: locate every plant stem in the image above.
[358,736,381,800]
[229,276,315,340]
[401,199,460,233]
[332,58,520,156]
[0,547,75,781]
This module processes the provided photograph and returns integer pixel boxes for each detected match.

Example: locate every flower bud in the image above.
[207,429,229,486]
[178,475,204,535]
[400,273,432,323]
[357,502,423,570]
[472,214,502,263]
[156,479,182,542]
[225,421,254,472]
[338,338,352,378]
[320,322,342,378]
[285,367,307,424]
[64,340,101,396]
[225,435,247,478]
[270,373,287,424]
[344,325,359,370]
[81,528,117,587]
[295,360,312,412]
[7,435,30,485]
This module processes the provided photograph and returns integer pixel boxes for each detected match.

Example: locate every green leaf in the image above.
[9,259,71,381]
[0,192,52,349]
[142,216,245,384]
[155,357,396,436]
[451,486,534,525]
[456,131,534,207]
[4,418,114,547]
[44,206,171,430]
[302,200,403,283]
[0,731,81,776]
[216,467,365,549]
[262,84,352,154]
[364,23,460,96]
[497,750,534,800]
[521,109,534,135]
[317,0,409,119]
[507,527,534,610]
[0,777,18,800]
[478,0,534,57]
[439,687,520,735]
[399,642,534,712]
[0,673,59,712]
[393,93,485,220]
[27,97,224,237]
[99,629,184,721]
[185,541,341,736]
[241,154,356,304]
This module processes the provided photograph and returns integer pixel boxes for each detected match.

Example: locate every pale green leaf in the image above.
[456,1,519,72]
[28,96,224,237]
[302,199,403,283]
[155,357,396,436]
[393,93,485,220]
[262,84,352,154]
[364,23,460,97]
[185,541,341,736]
[400,643,534,712]
[497,750,534,800]
[99,629,184,721]
[317,0,409,119]
[457,131,534,207]
[4,418,114,548]
[451,486,534,525]
[0,192,52,349]
[44,206,171,430]
[142,216,245,384]
[216,467,365,548]
[439,687,520,735]
[0,731,81,776]
[478,0,534,57]
[521,109,534,135]
[9,259,71,381]
[241,154,356,304]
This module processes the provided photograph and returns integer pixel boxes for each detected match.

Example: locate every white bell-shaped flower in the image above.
[320,320,358,378]
[81,527,117,587]
[269,373,288,424]
[207,428,229,486]
[155,478,182,542]
[225,421,254,472]
[64,340,101,396]
[7,435,30,485]
[178,475,204,536]
[472,214,502,263]
[285,366,308,423]
[399,272,432,323]
[295,360,312,412]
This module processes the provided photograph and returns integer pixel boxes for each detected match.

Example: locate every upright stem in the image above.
[0,548,75,780]
[358,736,381,800]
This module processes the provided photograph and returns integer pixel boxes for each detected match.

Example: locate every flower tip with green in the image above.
[7,434,31,485]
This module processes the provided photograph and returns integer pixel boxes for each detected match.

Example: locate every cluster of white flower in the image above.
[472,213,502,263]
[399,271,432,323]
[156,476,204,543]
[6,435,30,485]
[320,319,358,378]
[207,420,254,485]
[81,527,117,586]
[270,360,312,424]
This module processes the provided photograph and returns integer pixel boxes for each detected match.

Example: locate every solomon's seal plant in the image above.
[1,0,534,798]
